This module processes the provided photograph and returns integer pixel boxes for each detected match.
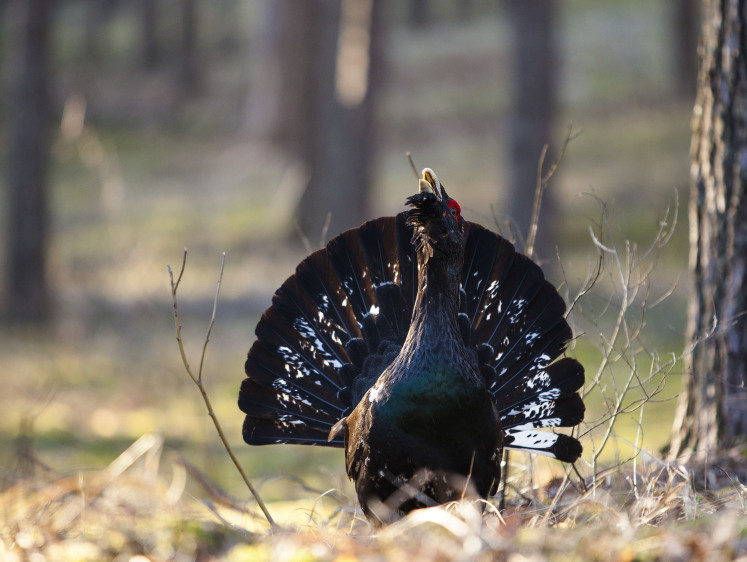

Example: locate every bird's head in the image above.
[406,168,465,262]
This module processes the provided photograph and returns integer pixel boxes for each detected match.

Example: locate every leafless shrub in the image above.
[565,190,685,483]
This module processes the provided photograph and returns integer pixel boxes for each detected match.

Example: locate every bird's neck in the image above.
[373,245,478,392]
[405,251,463,350]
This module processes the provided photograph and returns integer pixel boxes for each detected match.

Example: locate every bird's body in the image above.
[338,212,503,520]
[239,169,585,524]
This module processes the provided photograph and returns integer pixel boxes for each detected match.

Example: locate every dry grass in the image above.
[1,434,745,561]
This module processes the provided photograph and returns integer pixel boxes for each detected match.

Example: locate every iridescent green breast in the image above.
[375,364,490,444]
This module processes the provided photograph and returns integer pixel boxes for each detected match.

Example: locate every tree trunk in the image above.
[455,0,472,21]
[5,0,53,324]
[669,0,747,459]
[407,0,429,28]
[505,0,558,263]
[244,0,290,140]
[295,0,382,242]
[180,0,198,92]
[141,0,158,69]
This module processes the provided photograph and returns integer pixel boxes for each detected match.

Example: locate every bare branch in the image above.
[294,220,314,255]
[526,124,581,259]
[406,152,419,179]
[320,211,332,248]
[168,250,277,529]
[197,252,225,385]
[525,144,549,259]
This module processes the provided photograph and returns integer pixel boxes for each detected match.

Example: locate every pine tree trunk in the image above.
[243,0,283,138]
[407,0,428,28]
[180,0,198,92]
[5,0,52,324]
[295,0,382,242]
[505,0,558,262]
[141,0,158,69]
[669,0,747,458]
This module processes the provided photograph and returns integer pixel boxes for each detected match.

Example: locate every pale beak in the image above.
[418,168,441,200]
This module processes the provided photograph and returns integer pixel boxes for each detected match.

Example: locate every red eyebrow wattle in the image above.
[448,199,461,219]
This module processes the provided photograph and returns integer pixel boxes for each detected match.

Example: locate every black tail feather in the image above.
[275,273,351,362]
[478,263,566,376]
[297,249,363,341]
[243,416,343,446]
[374,282,409,344]
[326,229,378,324]
[395,213,419,316]
[239,378,339,429]
[357,218,401,299]
[496,357,585,420]
[500,393,586,430]
[486,312,571,396]
[504,430,583,462]
[243,344,343,418]
[252,305,344,399]
[460,222,508,328]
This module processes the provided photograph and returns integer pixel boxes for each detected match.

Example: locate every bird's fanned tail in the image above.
[240,214,584,459]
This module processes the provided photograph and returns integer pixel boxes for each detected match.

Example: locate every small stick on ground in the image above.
[168,249,277,529]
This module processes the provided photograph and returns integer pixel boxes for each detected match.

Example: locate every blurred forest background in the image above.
[1,0,699,509]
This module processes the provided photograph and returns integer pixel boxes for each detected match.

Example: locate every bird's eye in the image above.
[447,199,461,221]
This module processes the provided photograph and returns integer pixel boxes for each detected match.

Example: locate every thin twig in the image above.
[168,249,277,529]
[197,252,225,385]
[526,125,581,259]
[320,211,332,248]
[406,152,419,179]
[294,220,313,255]
[526,144,549,260]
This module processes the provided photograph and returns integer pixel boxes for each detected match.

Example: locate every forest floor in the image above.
[2,435,746,560]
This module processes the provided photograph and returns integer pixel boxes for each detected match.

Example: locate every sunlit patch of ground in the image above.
[2,434,745,561]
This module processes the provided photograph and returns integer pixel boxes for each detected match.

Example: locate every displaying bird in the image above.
[239,169,585,525]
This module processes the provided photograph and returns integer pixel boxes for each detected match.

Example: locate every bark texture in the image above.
[670,0,747,457]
